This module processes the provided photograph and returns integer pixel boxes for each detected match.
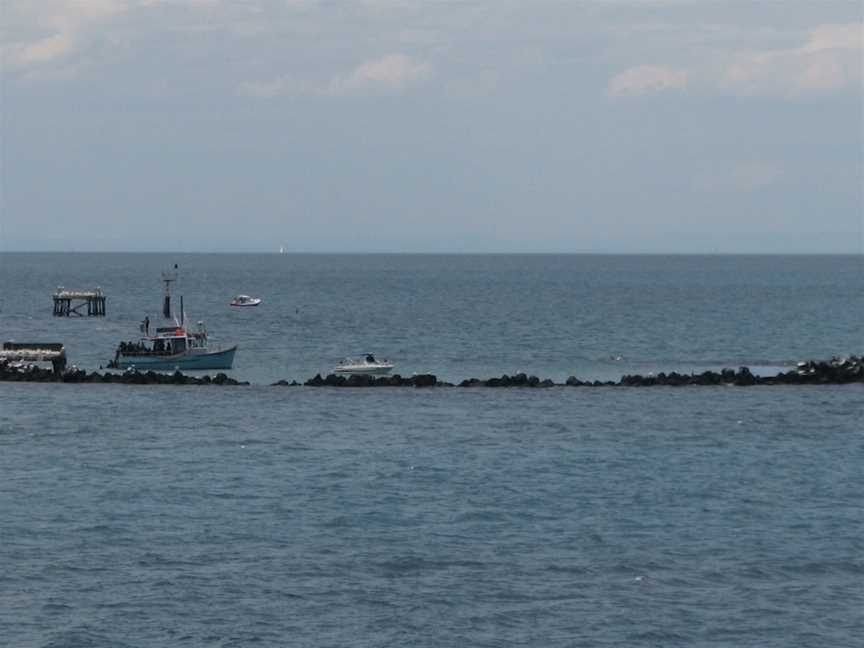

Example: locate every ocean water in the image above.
[1,254,863,647]
[1,253,862,384]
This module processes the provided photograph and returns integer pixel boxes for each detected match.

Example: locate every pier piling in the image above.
[52,288,106,317]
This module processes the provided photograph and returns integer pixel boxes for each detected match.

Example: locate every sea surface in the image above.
[1,253,862,647]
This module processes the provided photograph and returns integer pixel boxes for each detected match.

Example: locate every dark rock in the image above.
[345,374,374,387]
[734,367,757,386]
[413,374,437,387]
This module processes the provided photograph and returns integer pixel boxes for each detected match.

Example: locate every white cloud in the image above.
[3,0,223,72]
[12,31,77,66]
[608,65,688,97]
[804,22,862,53]
[3,0,128,70]
[721,22,862,97]
[610,22,862,99]
[240,54,432,98]
[329,54,431,94]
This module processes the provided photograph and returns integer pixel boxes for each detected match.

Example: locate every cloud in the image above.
[12,31,77,66]
[240,54,432,98]
[329,54,431,93]
[721,22,862,97]
[3,0,223,73]
[804,22,862,53]
[3,0,128,70]
[610,22,862,100]
[608,65,688,97]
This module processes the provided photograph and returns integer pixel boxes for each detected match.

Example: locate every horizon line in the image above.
[0,250,862,256]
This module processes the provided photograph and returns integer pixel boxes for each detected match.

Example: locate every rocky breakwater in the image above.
[458,373,557,388]
[3,355,861,388]
[287,373,444,387]
[616,356,863,387]
[0,363,248,386]
[289,357,864,388]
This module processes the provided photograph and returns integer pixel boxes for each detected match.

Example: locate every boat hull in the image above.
[334,365,394,376]
[115,346,237,371]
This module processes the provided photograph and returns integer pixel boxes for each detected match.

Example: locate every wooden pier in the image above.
[52,288,106,316]
[1,342,67,373]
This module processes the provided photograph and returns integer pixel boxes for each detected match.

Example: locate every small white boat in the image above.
[230,295,262,307]
[334,354,394,375]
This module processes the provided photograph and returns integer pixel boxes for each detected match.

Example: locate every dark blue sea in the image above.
[1,253,862,647]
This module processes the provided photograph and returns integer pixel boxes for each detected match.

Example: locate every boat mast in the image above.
[161,264,178,319]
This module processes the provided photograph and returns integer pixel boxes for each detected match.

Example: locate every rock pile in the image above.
[296,373,443,387]
[457,373,556,388]
[0,363,248,386]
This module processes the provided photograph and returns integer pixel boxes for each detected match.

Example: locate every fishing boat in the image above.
[334,354,394,375]
[108,267,237,371]
[230,294,262,307]
[109,322,237,371]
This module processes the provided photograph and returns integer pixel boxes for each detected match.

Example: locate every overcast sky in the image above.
[1,0,862,253]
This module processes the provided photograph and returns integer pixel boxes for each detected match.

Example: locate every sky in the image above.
[0,0,862,253]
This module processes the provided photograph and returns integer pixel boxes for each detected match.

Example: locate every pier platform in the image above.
[53,288,106,316]
[1,342,67,373]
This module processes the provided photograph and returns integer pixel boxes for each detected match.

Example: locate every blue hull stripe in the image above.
[117,346,237,371]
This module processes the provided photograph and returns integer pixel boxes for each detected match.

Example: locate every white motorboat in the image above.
[334,354,394,375]
[230,295,262,307]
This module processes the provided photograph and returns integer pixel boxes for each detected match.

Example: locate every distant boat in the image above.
[230,295,262,307]
[334,354,394,375]
[279,246,285,254]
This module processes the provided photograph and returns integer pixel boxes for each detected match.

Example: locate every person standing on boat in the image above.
[144,316,150,336]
